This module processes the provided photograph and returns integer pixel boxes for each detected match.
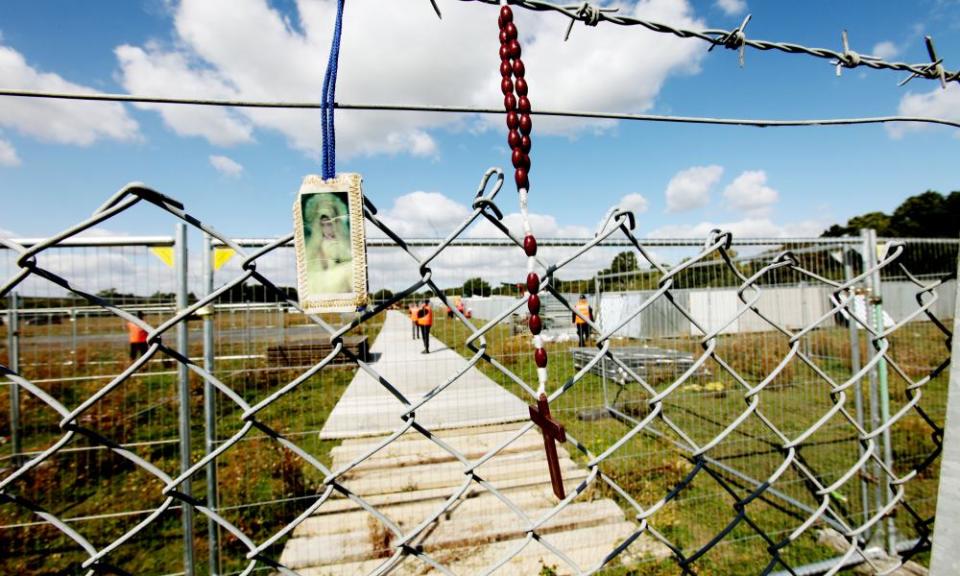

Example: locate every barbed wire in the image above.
[462,0,958,87]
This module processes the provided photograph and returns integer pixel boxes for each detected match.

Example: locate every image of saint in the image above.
[301,191,353,295]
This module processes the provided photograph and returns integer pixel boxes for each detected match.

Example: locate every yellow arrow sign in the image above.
[214,247,236,271]
[150,246,175,268]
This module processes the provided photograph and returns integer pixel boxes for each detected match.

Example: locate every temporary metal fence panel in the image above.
[1,181,957,576]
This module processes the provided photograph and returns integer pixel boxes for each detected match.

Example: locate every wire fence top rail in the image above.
[2,90,959,133]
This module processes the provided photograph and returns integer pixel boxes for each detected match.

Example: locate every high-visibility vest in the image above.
[417,305,434,326]
[575,301,590,325]
[409,306,417,322]
[127,321,148,343]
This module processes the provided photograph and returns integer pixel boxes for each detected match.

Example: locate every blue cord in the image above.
[321,0,345,179]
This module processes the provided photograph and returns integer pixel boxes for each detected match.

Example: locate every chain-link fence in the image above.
[1,173,957,575]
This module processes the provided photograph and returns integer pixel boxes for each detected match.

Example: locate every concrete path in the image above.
[283,310,669,574]
[281,424,668,574]
[319,311,529,439]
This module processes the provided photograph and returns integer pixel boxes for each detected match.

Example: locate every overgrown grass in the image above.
[0,307,950,574]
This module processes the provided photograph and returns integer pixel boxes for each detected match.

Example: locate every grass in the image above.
[0,304,951,575]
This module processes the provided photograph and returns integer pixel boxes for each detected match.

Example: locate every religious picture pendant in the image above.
[293,173,369,313]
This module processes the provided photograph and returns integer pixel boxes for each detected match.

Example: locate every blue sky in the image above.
[0,0,958,242]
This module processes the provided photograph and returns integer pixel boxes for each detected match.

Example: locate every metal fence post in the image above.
[175,223,195,575]
[862,228,896,553]
[843,247,870,527]
[7,291,21,466]
[202,234,220,575]
[929,237,960,575]
[70,308,78,360]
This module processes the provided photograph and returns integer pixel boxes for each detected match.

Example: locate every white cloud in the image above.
[470,212,592,239]
[648,217,825,239]
[0,138,21,166]
[0,227,16,238]
[209,154,244,177]
[722,170,778,214]
[0,43,139,146]
[115,0,706,157]
[871,41,900,60]
[116,45,253,146]
[665,165,724,212]
[715,0,748,16]
[75,227,128,238]
[617,193,649,215]
[373,191,473,238]
[888,83,960,139]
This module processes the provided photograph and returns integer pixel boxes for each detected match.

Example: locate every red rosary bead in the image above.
[519,114,532,135]
[512,149,530,170]
[527,293,541,314]
[508,129,521,149]
[518,96,531,113]
[499,5,513,26]
[504,22,518,41]
[526,272,540,294]
[506,111,519,130]
[499,30,509,44]
[534,347,548,368]
[529,314,543,335]
[515,168,529,189]
[504,94,517,111]
[523,234,537,256]
[500,60,512,77]
[501,77,513,95]
[512,59,525,78]
[499,44,511,61]
[515,77,528,96]
[520,135,531,153]
[507,40,521,59]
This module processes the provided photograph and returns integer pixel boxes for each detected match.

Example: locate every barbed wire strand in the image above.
[462,0,958,87]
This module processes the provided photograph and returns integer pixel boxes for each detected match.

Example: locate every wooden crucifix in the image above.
[529,393,567,499]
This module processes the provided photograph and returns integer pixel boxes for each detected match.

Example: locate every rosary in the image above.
[497,3,568,500]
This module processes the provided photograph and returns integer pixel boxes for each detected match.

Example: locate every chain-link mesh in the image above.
[0,169,955,575]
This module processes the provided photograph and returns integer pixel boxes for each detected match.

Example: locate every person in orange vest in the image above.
[408,303,419,340]
[127,311,149,362]
[416,299,433,354]
[455,296,465,316]
[572,295,594,347]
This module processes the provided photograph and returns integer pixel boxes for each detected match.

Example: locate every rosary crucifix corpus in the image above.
[497,4,567,500]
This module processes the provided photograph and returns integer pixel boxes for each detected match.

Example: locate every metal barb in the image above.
[562,2,617,41]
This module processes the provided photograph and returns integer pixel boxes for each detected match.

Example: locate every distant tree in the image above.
[822,191,959,238]
[371,288,394,303]
[610,251,639,273]
[462,277,492,297]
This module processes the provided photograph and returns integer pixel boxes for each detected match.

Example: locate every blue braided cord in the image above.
[321,0,345,179]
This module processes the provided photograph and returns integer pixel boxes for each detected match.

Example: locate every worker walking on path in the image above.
[127,311,149,362]
[417,299,433,354]
[573,295,594,348]
[408,303,419,340]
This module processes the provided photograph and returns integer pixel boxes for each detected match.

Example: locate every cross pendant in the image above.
[528,393,567,499]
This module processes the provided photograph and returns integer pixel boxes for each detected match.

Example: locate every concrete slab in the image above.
[320,311,528,439]
[279,312,672,574]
